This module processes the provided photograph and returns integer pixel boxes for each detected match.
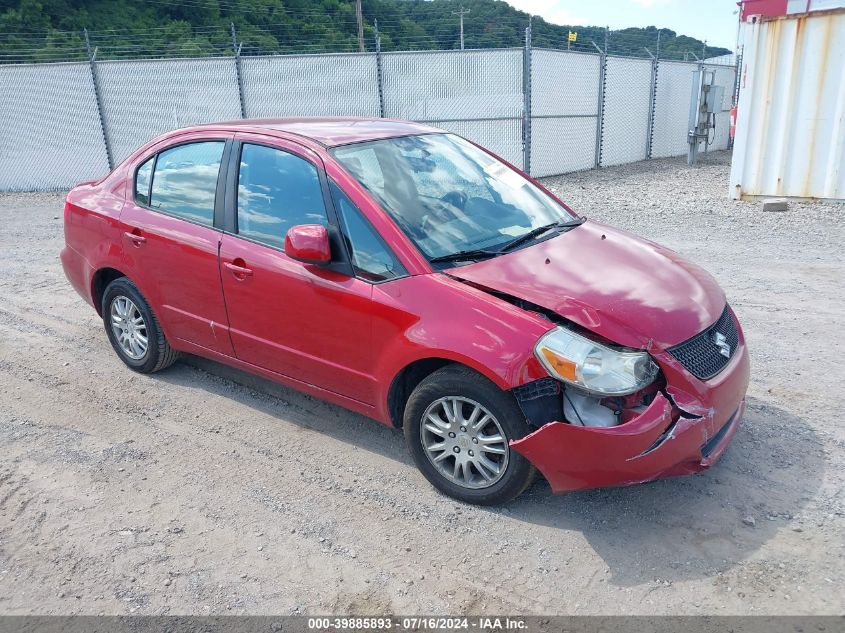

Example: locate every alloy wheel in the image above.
[110,295,149,360]
[420,396,509,489]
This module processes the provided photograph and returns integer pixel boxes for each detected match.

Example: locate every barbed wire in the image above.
[0,12,727,65]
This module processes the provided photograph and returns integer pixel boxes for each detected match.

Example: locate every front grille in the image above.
[667,306,739,380]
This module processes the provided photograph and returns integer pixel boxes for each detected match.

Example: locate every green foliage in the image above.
[0,0,731,63]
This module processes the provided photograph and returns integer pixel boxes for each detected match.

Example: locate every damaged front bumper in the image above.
[510,340,750,493]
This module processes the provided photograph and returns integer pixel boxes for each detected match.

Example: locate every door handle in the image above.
[224,261,253,278]
[124,230,146,245]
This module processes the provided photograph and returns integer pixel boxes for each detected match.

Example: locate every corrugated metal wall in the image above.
[730,10,845,200]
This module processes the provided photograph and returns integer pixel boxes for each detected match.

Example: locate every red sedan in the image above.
[61,118,749,505]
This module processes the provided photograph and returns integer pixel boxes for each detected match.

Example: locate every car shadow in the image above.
[158,357,824,588]
[163,355,412,464]
[500,396,825,586]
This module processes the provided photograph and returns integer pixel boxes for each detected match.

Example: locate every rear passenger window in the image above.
[237,143,328,249]
[149,141,224,226]
[135,157,153,206]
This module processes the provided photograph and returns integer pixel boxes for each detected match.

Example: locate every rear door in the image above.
[218,135,388,404]
[120,135,234,356]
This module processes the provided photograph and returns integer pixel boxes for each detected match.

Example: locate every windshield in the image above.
[330,134,577,262]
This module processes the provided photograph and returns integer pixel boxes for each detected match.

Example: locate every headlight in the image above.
[534,327,658,396]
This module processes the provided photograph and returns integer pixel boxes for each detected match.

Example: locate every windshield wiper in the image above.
[428,217,586,265]
[429,249,499,264]
[497,217,585,253]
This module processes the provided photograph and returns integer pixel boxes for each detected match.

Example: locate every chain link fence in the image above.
[242,53,381,120]
[382,49,524,168]
[651,60,699,159]
[97,57,243,164]
[529,49,601,177]
[0,45,735,192]
[0,62,110,191]
[600,56,653,167]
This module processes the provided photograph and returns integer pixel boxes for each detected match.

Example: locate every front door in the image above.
[218,137,377,404]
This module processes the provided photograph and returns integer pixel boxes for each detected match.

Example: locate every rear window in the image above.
[149,141,225,226]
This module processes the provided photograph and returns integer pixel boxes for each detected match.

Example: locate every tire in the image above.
[404,365,535,505]
[101,277,179,374]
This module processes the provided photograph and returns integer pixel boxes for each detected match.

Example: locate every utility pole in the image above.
[702,39,707,59]
[452,5,470,50]
[355,0,365,53]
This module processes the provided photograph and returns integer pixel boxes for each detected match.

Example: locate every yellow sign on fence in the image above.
[568,31,577,42]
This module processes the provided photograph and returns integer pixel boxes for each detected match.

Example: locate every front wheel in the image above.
[404,365,535,505]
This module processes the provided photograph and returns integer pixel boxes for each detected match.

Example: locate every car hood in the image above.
[447,220,725,350]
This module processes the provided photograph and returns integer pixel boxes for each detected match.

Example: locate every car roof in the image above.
[187,117,443,147]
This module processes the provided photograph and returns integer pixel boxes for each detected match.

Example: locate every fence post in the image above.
[592,34,607,168]
[522,17,532,175]
[231,23,247,119]
[374,19,385,118]
[84,28,114,170]
[645,47,658,160]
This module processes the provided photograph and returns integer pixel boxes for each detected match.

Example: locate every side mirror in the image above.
[284,224,331,265]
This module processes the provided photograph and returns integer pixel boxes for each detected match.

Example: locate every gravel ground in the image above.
[0,150,843,615]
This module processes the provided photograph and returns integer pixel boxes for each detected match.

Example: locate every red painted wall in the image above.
[740,0,788,21]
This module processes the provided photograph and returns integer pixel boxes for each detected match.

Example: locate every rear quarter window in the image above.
[134,157,153,206]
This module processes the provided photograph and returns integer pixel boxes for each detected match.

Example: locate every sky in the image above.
[503,0,741,49]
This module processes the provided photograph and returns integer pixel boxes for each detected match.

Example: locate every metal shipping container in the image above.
[729,3,845,201]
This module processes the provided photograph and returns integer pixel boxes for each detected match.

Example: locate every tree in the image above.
[0,0,732,62]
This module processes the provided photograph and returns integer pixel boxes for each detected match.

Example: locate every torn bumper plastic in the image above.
[510,341,750,493]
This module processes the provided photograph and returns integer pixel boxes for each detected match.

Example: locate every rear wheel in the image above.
[404,365,535,505]
[102,277,179,373]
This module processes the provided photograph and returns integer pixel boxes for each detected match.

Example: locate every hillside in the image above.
[0,0,732,63]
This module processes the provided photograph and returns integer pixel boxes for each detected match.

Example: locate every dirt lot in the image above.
[0,151,843,616]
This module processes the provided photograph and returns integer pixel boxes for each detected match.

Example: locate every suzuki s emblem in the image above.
[712,332,731,358]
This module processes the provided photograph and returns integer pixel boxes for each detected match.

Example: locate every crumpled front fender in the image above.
[510,392,721,493]
[511,336,749,494]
